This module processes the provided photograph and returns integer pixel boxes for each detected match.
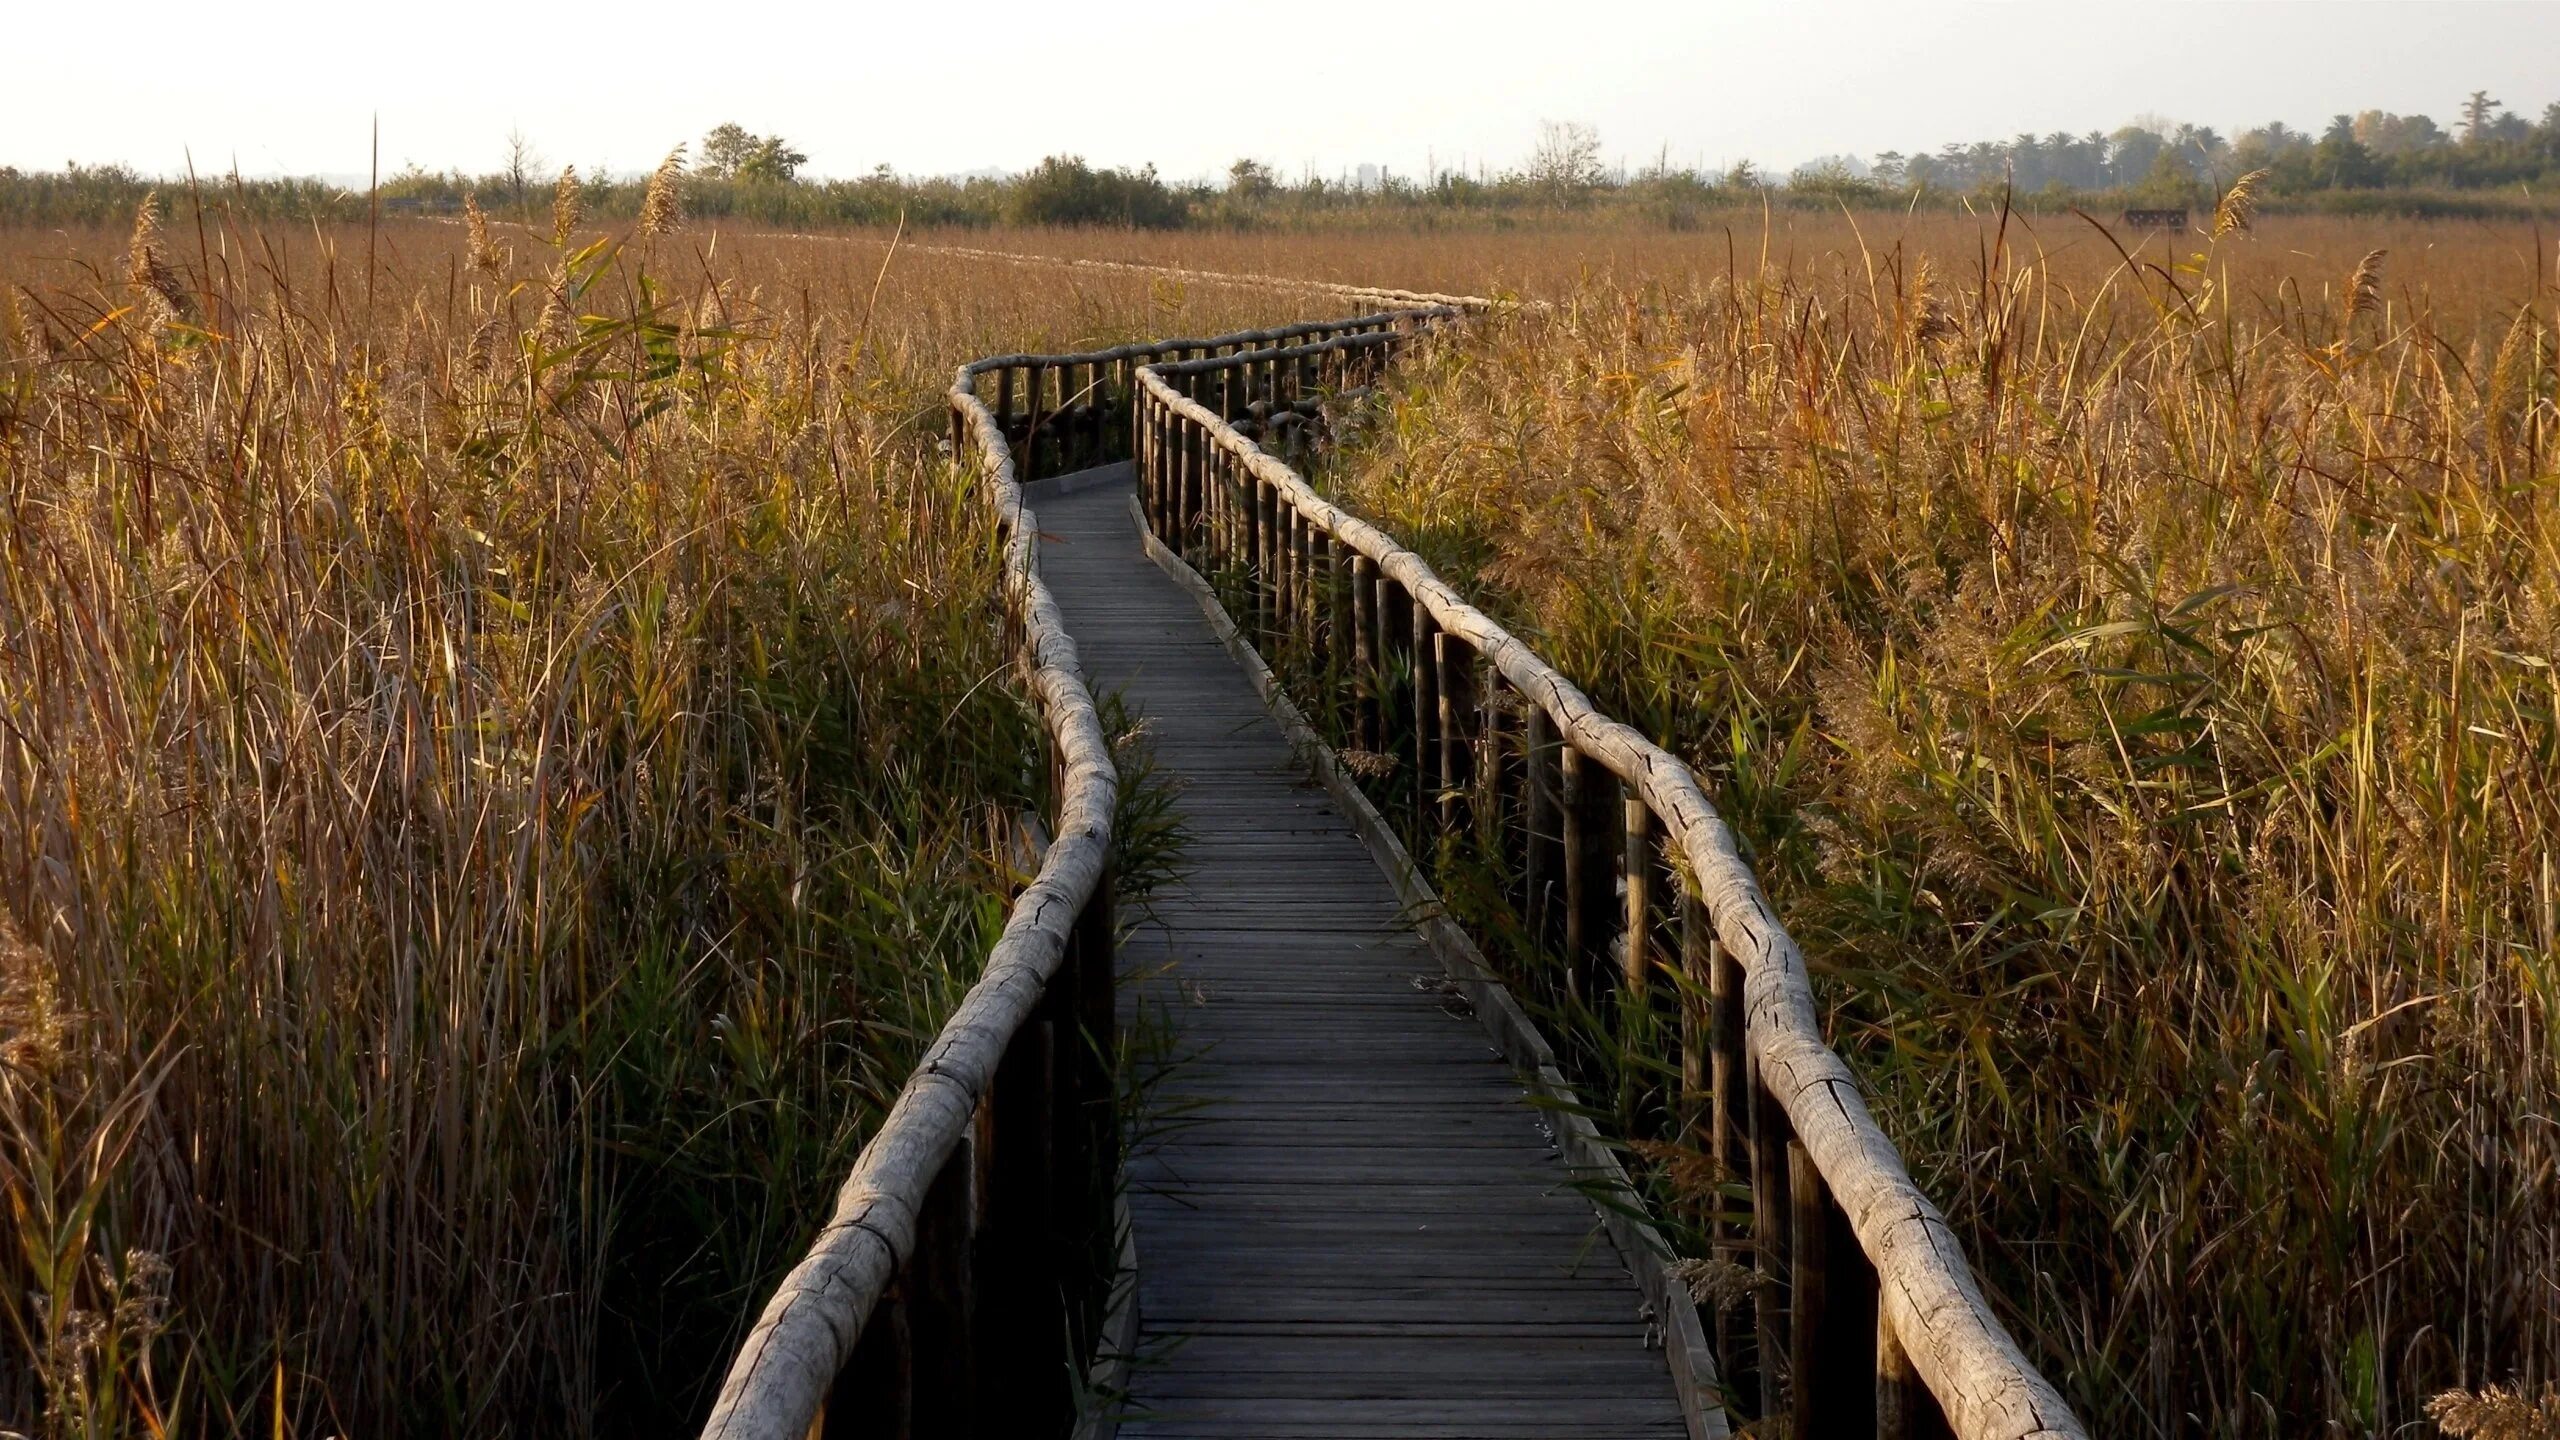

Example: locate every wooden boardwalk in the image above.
[1036,466,1687,1439]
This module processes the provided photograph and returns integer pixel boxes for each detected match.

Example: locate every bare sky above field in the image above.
[8,0,2558,184]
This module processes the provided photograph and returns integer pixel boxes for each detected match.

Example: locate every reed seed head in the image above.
[2345,248,2388,323]
[464,194,504,276]
[550,166,583,246]
[640,146,685,238]
[2211,168,2268,238]
[125,191,189,325]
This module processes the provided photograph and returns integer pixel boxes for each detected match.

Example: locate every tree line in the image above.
[8,97,2556,234]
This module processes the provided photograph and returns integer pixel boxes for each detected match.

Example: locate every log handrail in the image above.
[696,308,1457,1440]
[1132,323,2089,1440]
[696,346,1129,1440]
[700,272,2086,1440]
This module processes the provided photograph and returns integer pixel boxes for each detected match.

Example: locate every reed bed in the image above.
[1310,211,2560,1433]
[0,203,1315,1436]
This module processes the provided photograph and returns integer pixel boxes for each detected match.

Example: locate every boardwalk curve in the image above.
[700,268,2087,1440]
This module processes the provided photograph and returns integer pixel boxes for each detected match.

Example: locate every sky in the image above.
[7,0,2559,184]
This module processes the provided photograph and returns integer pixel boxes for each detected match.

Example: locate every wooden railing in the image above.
[1132,322,2090,1440]
[697,313,1438,1440]
[703,288,2086,1440]
[955,310,1457,485]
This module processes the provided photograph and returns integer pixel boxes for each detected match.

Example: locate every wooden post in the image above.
[1351,555,1379,754]
[824,1282,912,1440]
[995,367,1016,462]
[1435,632,1473,834]
[1413,603,1439,829]
[1024,362,1046,481]
[1380,576,1411,793]
[976,1008,1061,1432]
[1790,1141,1878,1437]
[1709,917,1752,1396]
[1751,1060,1792,1417]
[1879,1311,1957,1440]
[1525,706,1561,951]
[1560,746,1616,1012]
[1476,659,1509,856]
[1623,798,1654,1002]
[908,1140,975,1440]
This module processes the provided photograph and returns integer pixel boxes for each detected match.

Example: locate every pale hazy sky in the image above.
[8,0,2557,183]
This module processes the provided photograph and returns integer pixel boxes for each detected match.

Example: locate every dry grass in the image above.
[1310,211,2560,1433]
[0,207,1325,1436]
[11,200,2554,1435]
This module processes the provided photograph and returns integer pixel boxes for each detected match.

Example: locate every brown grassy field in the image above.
[7,198,2556,1436]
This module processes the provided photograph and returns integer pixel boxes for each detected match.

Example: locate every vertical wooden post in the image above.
[1709,919,1752,1394]
[1351,555,1379,754]
[908,1138,976,1440]
[1878,1310,1956,1440]
[1024,362,1047,481]
[1678,890,1710,1149]
[1621,796,1656,1127]
[1380,576,1411,796]
[1560,746,1616,1012]
[995,367,1015,463]
[1623,798,1655,1002]
[825,1282,913,1440]
[976,1006,1061,1432]
[1412,603,1439,830]
[1436,632,1473,834]
[1789,1141,1878,1438]
[1751,1060,1792,1417]
[1476,658,1509,854]
[1524,707,1561,951]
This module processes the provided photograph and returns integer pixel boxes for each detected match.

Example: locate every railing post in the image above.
[1560,745,1616,1012]
[909,1138,976,1440]
[1879,1311,1957,1440]
[1351,555,1379,754]
[1789,1141,1878,1437]
[1024,362,1046,481]
[1751,1054,1792,1417]
[1249,471,1269,638]
[1435,632,1473,835]
[1708,915,1754,1402]
[825,1281,913,1440]
[1524,707,1561,951]
[1476,659,1510,857]
[1379,575,1412,794]
[1181,417,1202,557]
[975,996,1061,1432]
[1412,603,1439,829]
[1621,796,1655,1126]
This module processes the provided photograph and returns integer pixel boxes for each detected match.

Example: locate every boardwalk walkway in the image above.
[1035,465,1687,1439]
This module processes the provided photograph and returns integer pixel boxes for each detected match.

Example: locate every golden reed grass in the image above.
[0,205,1326,1436]
[1318,210,2560,1434]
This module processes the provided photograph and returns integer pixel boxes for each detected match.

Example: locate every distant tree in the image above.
[1007,155,1187,228]
[2460,90,2505,143]
[1871,150,1908,186]
[1227,158,1277,198]
[1529,121,1605,201]
[503,129,544,206]
[699,124,807,183]
[700,123,759,179]
[2314,118,2386,187]
[737,137,809,184]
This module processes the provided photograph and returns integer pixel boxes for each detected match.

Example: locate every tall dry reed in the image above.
[1321,215,2560,1434]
